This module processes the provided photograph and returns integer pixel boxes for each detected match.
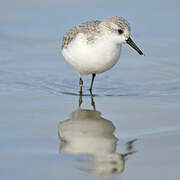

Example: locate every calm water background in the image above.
[0,0,180,179]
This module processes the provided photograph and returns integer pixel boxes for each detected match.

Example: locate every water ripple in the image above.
[0,70,180,97]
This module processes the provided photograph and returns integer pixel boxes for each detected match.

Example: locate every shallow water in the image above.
[0,0,180,179]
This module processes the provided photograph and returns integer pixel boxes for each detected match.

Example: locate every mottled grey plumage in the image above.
[62,20,101,49]
[62,17,131,50]
[103,16,131,33]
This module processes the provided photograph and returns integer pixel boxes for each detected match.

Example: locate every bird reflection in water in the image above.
[58,93,136,175]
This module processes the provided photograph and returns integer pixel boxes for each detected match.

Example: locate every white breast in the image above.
[62,33,121,76]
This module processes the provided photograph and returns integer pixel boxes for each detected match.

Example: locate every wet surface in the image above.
[0,0,180,179]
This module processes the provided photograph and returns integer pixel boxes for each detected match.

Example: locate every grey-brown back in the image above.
[62,20,101,49]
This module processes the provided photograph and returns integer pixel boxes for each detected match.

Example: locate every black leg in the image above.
[79,90,82,107]
[79,77,83,94]
[90,90,96,111]
[89,73,96,92]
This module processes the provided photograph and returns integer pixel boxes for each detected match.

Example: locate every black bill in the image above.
[126,37,143,55]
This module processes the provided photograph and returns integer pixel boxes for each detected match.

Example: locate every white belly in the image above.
[62,33,121,76]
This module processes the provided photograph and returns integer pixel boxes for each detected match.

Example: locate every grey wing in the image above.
[62,26,79,49]
[62,20,101,49]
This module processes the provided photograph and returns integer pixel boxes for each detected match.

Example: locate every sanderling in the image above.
[61,16,143,93]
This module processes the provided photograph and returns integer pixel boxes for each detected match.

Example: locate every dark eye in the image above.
[118,29,123,34]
